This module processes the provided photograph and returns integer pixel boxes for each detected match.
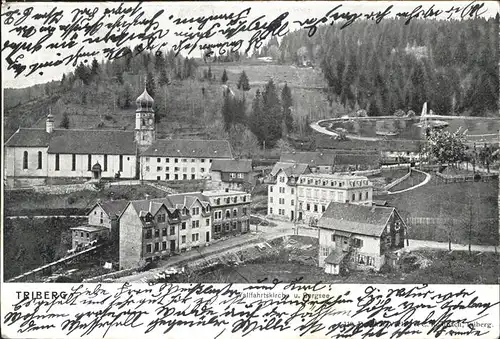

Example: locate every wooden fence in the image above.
[406,217,497,226]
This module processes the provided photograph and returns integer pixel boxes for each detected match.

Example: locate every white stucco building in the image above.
[4,88,232,188]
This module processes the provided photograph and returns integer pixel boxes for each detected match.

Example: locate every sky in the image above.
[1,1,499,88]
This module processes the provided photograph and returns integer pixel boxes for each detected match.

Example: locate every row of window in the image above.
[269,197,294,206]
[298,188,369,202]
[146,157,213,163]
[52,154,125,172]
[146,166,207,173]
[330,234,364,248]
[213,195,248,205]
[229,173,245,179]
[214,220,249,233]
[22,151,43,170]
[214,207,248,220]
[299,178,369,188]
[145,226,176,239]
[269,186,295,195]
[145,233,201,253]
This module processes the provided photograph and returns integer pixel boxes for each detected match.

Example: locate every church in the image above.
[4,88,232,188]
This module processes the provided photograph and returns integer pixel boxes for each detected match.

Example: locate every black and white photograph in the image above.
[1,1,499,338]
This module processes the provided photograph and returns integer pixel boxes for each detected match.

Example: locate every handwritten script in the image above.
[0,1,487,79]
[2,283,498,338]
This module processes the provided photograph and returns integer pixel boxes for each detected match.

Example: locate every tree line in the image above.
[277,17,499,117]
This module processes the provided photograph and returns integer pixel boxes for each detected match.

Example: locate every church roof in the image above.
[5,128,51,147]
[142,139,232,158]
[136,88,154,112]
[6,128,136,154]
[318,202,395,237]
[211,159,252,173]
[47,129,136,154]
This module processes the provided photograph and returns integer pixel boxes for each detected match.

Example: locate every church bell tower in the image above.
[135,87,156,150]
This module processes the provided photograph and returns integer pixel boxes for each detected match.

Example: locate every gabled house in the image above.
[209,159,253,190]
[87,199,129,242]
[267,162,310,220]
[318,202,407,275]
[118,195,211,269]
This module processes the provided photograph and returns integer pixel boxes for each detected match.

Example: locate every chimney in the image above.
[225,188,229,193]
[46,112,54,133]
[200,189,204,193]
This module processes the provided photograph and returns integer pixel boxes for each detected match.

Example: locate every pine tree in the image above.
[146,71,156,97]
[221,69,228,84]
[281,83,294,134]
[237,71,250,91]
[90,58,99,79]
[60,112,70,129]
[207,66,213,81]
[249,89,266,146]
[155,51,165,73]
[261,79,283,147]
[159,68,170,87]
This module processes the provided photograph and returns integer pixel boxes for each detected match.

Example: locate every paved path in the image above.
[388,168,431,195]
[113,230,291,283]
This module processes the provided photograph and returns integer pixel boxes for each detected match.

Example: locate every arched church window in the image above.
[37,151,42,169]
[23,151,28,169]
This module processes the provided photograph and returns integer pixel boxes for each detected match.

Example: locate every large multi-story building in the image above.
[267,162,310,221]
[4,88,233,188]
[267,161,373,223]
[140,139,232,181]
[116,189,251,269]
[202,189,251,239]
[296,173,373,225]
[118,193,212,269]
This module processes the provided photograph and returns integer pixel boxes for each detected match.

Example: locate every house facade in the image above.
[209,159,253,191]
[267,162,310,221]
[202,189,251,240]
[117,189,251,269]
[118,194,211,269]
[318,203,407,274]
[70,225,109,249]
[297,173,373,225]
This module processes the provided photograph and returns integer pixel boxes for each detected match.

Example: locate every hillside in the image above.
[4,61,336,143]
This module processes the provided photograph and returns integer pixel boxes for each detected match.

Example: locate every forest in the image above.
[278,16,499,117]
[4,17,499,148]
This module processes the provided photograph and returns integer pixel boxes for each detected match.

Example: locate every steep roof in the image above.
[130,200,165,217]
[333,153,380,166]
[324,250,346,265]
[280,151,336,166]
[318,202,395,237]
[270,162,310,177]
[5,128,51,147]
[97,200,129,218]
[211,159,253,173]
[316,135,421,152]
[47,129,136,154]
[142,139,232,158]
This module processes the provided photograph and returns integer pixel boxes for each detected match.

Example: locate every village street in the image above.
[110,215,498,283]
